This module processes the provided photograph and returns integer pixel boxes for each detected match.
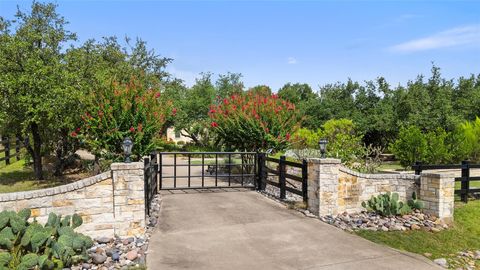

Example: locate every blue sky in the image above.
[1,1,479,90]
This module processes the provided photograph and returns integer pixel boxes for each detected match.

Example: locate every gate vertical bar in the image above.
[302,159,308,203]
[461,160,470,203]
[215,154,218,187]
[279,156,286,200]
[188,154,191,188]
[144,157,150,216]
[156,152,160,193]
[202,154,205,187]
[173,154,177,188]
[150,153,157,196]
[159,153,163,189]
[228,154,232,186]
[241,153,244,186]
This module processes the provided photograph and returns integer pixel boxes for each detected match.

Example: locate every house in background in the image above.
[166,127,193,144]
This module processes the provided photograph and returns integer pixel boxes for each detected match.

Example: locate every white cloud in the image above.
[389,24,480,53]
[167,66,198,87]
[287,57,297,64]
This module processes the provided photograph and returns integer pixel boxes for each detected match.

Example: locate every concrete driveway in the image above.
[147,190,440,270]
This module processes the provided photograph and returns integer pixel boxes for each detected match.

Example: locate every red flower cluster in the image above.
[211,122,219,128]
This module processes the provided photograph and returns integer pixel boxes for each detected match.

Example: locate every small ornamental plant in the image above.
[208,93,301,152]
[74,78,175,161]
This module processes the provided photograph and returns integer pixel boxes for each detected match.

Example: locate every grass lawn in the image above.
[0,159,87,193]
[356,200,480,267]
[377,161,407,172]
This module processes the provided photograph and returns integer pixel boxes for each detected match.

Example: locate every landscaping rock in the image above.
[319,211,449,232]
[95,237,112,244]
[91,253,107,264]
[126,250,138,261]
[77,194,162,269]
[433,258,448,268]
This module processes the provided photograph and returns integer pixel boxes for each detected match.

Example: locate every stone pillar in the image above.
[419,173,454,223]
[307,158,342,217]
[111,162,146,237]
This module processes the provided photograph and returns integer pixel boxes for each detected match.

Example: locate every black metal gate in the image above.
[154,152,259,190]
[144,152,309,214]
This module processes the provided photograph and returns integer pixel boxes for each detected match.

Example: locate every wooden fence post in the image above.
[15,137,20,161]
[414,161,422,175]
[279,156,286,200]
[461,160,470,203]
[257,153,266,191]
[302,159,308,204]
[4,137,10,165]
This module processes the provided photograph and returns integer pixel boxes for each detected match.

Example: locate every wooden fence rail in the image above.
[262,156,308,203]
[413,161,480,203]
[0,136,24,166]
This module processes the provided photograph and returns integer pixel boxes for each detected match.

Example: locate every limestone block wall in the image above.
[0,162,145,238]
[307,158,455,221]
[338,167,418,214]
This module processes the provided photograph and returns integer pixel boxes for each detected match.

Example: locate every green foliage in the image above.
[457,117,480,162]
[215,72,244,98]
[208,93,301,152]
[361,192,412,216]
[291,119,364,165]
[320,119,363,163]
[174,73,215,145]
[0,209,92,269]
[390,126,427,167]
[0,2,80,179]
[77,78,175,161]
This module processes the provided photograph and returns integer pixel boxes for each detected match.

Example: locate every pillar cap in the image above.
[111,162,143,171]
[307,158,341,164]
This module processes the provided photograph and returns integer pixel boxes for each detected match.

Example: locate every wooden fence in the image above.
[260,155,308,203]
[0,136,24,166]
[413,161,480,203]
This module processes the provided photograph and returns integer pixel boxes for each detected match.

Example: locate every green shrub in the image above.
[389,126,427,167]
[0,209,92,270]
[361,192,411,216]
[292,119,363,164]
[457,117,480,162]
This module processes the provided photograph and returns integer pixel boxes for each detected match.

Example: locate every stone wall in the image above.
[307,158,455,222]
[420,173,455,223]
[338,167,418,214]
[0,162,145,238]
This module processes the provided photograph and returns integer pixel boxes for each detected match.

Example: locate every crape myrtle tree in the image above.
[0,2,79,179]
[208,93,302,152]
[76,78,175,165]
[67,37,177,168]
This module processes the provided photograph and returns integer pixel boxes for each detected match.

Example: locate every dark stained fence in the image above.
[0,136,24,166]
[413,161,480,203]
[260,155,308,203]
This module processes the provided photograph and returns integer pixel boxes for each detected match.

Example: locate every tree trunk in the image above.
[31,123,44,180]
[93,155,101,175]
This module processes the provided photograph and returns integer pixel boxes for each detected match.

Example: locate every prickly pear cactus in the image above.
[0,209,93,269]
[361,192,413,216]
[407,191,425,210]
